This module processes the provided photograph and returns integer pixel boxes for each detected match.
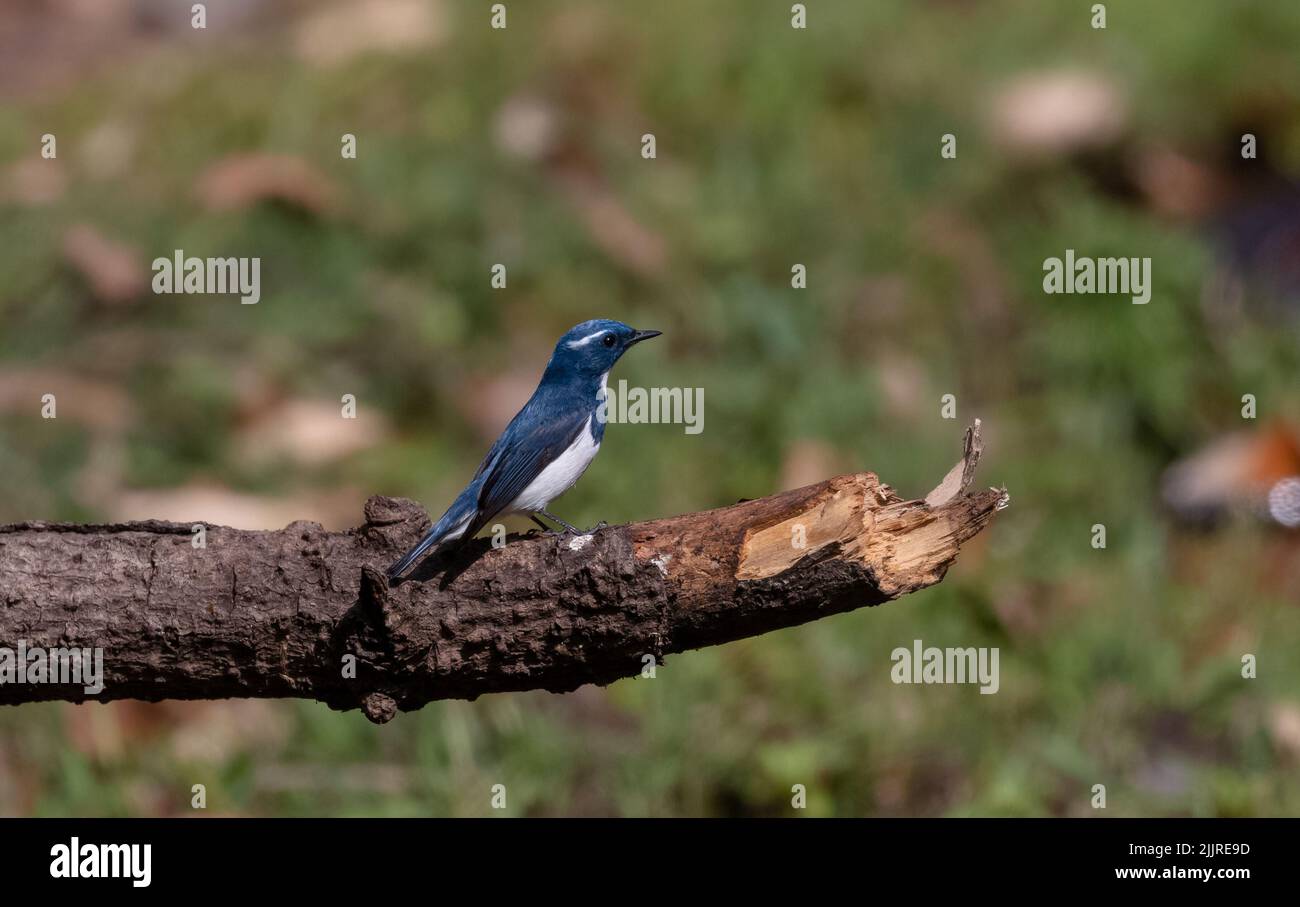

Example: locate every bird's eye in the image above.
[602,333,616,347]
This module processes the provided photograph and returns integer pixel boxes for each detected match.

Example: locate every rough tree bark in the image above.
[0,423,1007,723]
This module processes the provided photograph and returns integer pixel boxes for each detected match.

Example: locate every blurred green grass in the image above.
[1,0,1298,816]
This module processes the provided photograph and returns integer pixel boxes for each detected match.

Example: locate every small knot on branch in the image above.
[364,495,428,527]
[361,692,398,724]
[362,496,430,549]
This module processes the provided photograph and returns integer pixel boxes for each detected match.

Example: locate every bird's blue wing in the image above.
[385,419,524,580]
[461,407,590,541]
[387,390,590,580]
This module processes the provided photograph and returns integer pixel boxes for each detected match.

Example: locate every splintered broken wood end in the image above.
[925,418,984,507]
[735,421,1003,597]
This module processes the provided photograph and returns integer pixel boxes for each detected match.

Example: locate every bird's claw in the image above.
[555,523,606,537]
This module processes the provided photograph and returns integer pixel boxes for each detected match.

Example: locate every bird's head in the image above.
[546,319,661,379]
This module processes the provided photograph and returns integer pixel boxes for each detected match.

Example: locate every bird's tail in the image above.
[386,490,478,581]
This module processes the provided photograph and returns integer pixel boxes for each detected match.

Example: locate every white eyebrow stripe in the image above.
[566,330,605,349]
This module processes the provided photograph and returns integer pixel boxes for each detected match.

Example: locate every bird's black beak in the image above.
[629,329,662,345]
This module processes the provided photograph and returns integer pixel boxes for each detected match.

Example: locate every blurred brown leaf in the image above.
[457,367,542,444]
[778,439,845,492]
[494,94,562,162]
[234,397,389,467]
[78,120,138,181]
[874,352,929,422]
[1162,423,1300,524]
[63,700,287,771]
[1269,702,1300,762]
[0,367,132,433]
[294,0,447,68]
[62,223,146,305]
[108,483,365,531]
[168,700,288,764]
[62,700,171,763]
[3,155,67,206]
[195,153,341,216]
[1131,145,1230,221]
[988,70,1127,159]
[916,208,1011,331]
[552,168,669,278]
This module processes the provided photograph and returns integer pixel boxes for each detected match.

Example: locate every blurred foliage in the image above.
[0,0,1298,816]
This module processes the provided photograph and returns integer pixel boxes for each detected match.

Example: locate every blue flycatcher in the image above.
[387,319,660,580]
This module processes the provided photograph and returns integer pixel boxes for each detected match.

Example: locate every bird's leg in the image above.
[529,514,557,535]
[535,510,582,534]
[536,510,606,536]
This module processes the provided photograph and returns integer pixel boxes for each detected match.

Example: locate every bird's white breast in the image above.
[509,415,601,513]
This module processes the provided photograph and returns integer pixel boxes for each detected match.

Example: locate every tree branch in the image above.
[0,423,1007,723]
